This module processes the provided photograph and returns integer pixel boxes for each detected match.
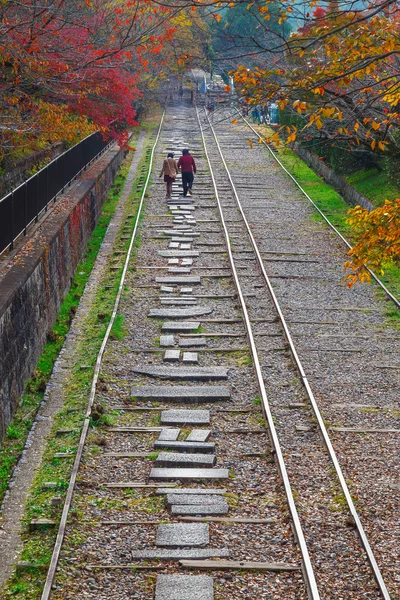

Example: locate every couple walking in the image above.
[160,149,196,199]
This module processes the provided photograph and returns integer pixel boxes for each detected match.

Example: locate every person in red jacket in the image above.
[177,149,196,197]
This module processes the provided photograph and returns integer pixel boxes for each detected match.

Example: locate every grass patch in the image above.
[346,168,399,208]
[110,313,127,340]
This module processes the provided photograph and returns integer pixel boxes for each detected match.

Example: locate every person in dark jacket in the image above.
[177,149,196,197]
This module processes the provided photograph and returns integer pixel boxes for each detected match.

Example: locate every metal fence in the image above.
[0,131,111,255]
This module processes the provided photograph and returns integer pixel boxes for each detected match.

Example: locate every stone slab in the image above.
[156,523,209,547]
[186,430,211,442]
[183,352,198,364]
[158,429,180,441]
[160,286,174,293]
[155,574,213,600]
[168,268,192,274]
[155,452,216,468]
[163,350,180,362]
[179,338,207,348]
[166,494,226,506]
[181,259,193,266]
[161,299,197,306]
[160,335,175,347]
[132,366,228,381]
[159,251,200,259]
[132,548,228,560]
[161,410,210,425]
[156,488,226,495]
[131,386,231,402]
[171,237,194,243]
[162,322,200,332]
[180,287,193,294]
[181,244,192,250]
[154,441,215,453]
[168,258,179,265]
[169,242,180,248]
[149,307,212,319]
[171,503,229,516]
[156,277,201,285]
[150,468,229,481]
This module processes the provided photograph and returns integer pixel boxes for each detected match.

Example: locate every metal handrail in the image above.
[0,131,113,255]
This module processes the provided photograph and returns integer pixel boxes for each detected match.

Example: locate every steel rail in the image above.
[235,109,400,310]
[195,105,321,600]
[204,107,392,600]
[40,110,166,600]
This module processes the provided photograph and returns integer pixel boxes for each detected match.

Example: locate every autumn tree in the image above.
[0,0,177,162]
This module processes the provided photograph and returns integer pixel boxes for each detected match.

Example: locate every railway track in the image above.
[38,95,398,600]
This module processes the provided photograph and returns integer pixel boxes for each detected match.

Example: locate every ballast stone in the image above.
[155,574,213,600]
[156,523,209,547]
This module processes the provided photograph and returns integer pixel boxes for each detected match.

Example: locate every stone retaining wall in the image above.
[292,143,374,212]
[0,145,124,438]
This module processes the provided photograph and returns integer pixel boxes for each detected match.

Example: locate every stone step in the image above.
[155,575,213,600]
[161,322,200,332]
[168,268,192,274]
[161,299,197,306]
[150,468,229,481]
[131,385,231,402]
[156,276,201,285]
[154,441,215,453]
[186,430,211,442]
[156,488,226,496]
[160,335,175,347]
[132,366,228,381]
[131,548,228,560]
[148,307,212,319]
[163,349,181,362]
[179,338,207,348]
[166,494,227,506]
[183,352,198,364]
[155,452,216,468]
[158,429,180,441]
[171,503,229,516]
[161,410,210,425]
[156,523,209,547]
